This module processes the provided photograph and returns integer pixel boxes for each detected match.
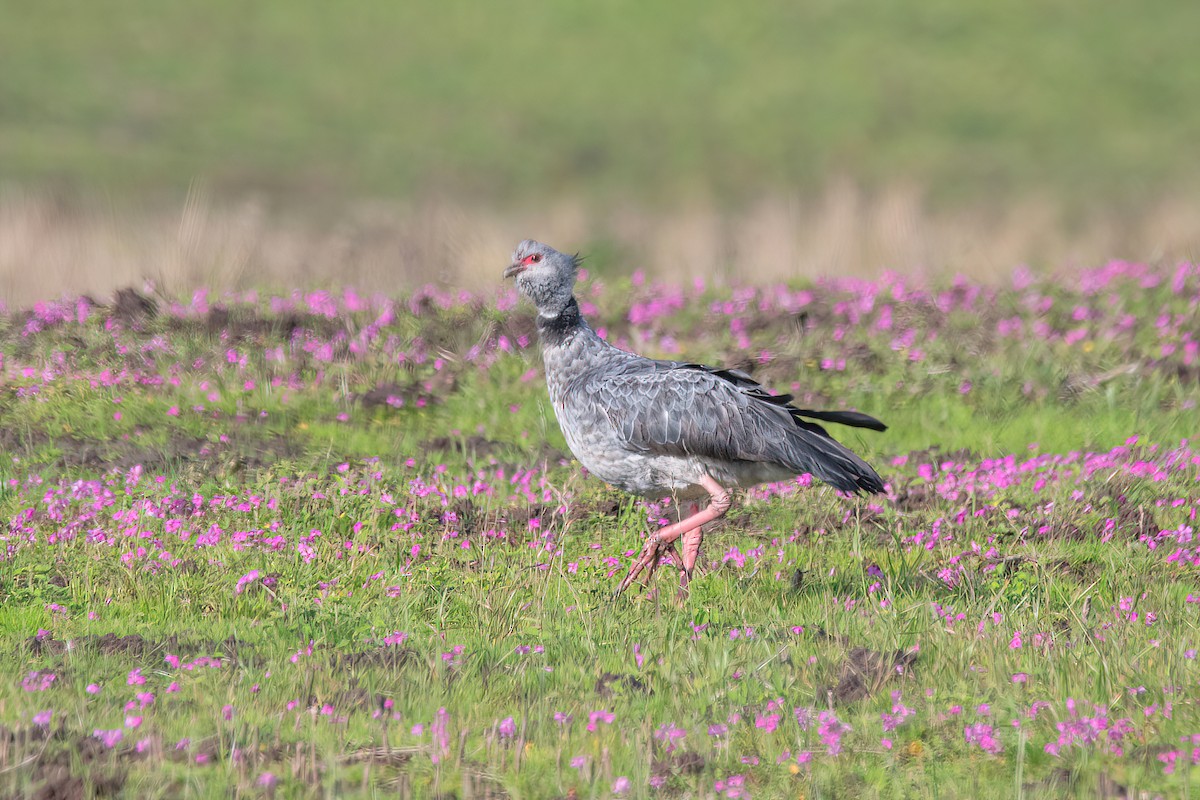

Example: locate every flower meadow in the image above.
[1,260,1199,799]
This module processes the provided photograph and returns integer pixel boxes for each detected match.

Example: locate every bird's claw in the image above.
[614,534,668,598]
[614,535,699,601]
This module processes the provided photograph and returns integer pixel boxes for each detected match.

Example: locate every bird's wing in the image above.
[581,360,885,494]
[671,362,887,433]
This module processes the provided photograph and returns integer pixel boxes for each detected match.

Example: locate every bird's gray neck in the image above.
[536,296,586,348]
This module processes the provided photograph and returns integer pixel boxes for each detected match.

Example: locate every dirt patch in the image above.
[1,732,127,800]
[566,497,623,521]
[341,746,416,768]
[1113,505,1159,540]
[25,766,86,800]
[165,304,347,342]
[47,431,304,475]
[334,647,418,671]
[826,646,918,704]
[359,382,417,410]
[0,425,50,457]
[92,633,160,657]
[789,568,808,592]
[652,751,705,779]
[26,633,247,663]
[889,483,934,513]
[357,375,460,412]
[423,434,506,458]
[28,632,161,659]
[594,671,650,698]
[108,287,158,328]
[420,435,568,466]
[501,503,551,534]
[330,683,392,714]
[1022,768,1138,800]
[1052,558,1101,583]
[32,765,125,800]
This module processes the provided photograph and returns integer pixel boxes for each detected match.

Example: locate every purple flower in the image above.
[235,569,260,594]
[93,729,123,748]
[586,709,614,732]
[964,722,1002,754]
[817,710,852,755]
[498,717,517,738]
[881,692,915,732]
[654,722,687,752]
[22,671,56,692]
[714,773,749,798]
[794,706,814,730]
[430,707,451,764]
[755,713,780,732]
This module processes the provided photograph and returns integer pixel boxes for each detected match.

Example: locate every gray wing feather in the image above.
[584,363,885,494]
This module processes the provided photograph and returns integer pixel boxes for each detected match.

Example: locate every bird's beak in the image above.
[503,263,525,279]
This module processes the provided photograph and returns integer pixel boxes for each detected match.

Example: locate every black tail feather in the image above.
[794,409,888,432]
[677,362,887,433]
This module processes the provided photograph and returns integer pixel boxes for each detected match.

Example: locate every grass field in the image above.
[4,0,1200,208]
[1,258,1198,797]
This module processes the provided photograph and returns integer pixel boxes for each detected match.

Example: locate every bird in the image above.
[504,240,887,597]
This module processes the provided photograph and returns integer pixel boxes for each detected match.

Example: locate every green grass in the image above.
[1,265,1199,797]
[2,0,1199,207]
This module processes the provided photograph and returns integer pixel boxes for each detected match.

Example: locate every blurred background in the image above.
[2,0,1199,305]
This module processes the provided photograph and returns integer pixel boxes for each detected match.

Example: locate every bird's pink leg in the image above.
[678,501,701,592]
[615,476,733,598]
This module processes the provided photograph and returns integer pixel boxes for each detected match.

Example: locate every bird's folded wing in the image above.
[580,364,886,494]
[583,366,770,461]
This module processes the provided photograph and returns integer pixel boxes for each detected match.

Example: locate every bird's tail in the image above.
[774,408,887,495]
[790,429,887,495]
[792,408,887,431]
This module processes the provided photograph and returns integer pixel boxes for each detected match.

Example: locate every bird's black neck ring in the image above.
[537,296,583,344]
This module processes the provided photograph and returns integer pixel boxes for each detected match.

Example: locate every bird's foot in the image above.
[614,480,728,599]
[614,535,671,598]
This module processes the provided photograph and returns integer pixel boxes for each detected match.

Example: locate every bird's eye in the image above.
[531,253,543,263]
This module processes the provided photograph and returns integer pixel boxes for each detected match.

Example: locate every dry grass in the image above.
[2,182,1199,307]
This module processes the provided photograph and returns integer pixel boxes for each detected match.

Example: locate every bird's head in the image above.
[505,240,580,315]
